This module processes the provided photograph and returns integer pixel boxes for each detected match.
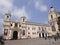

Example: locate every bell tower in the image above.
[48,6,58,32]
[21,16,26,23]
[5,12,11,21]
[3,12,11,39]
[48,7,57,21]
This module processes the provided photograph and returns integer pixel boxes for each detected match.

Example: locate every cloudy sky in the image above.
[0,0,60,33]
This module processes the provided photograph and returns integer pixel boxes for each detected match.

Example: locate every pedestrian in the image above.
[0,36,4,45]
[54,37,56,41]
[45,37,47,40]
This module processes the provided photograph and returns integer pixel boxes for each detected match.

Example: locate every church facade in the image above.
[3,7,60,39]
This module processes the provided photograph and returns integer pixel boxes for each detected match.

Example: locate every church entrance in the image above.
[13,31,18,40]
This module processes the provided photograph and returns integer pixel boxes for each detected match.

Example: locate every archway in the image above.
[39,33,45,38]
[42,33,44,38]
[39,33,41,38]
[13,31,18,40]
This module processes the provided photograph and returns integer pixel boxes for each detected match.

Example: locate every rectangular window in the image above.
[4,29,8,36]
[22,26,26,28]
[32,32,36,34]
[42,27,44,31]
[15,23,18,27]
[28,32,30,34]
[45,27,46,30]
[22,30,25,35]
[39,27,40,30]
[19,25,21,27]
[37,31,39,34]
[28,27,30,30]
[32,27,36,30]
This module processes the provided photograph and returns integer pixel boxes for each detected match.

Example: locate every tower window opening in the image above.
[7,16,9,19]
[51,15,53,19]
[52,26,56,31]
[23,18,24,22]
[11,24,12,26]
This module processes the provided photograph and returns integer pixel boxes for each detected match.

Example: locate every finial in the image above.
[5,10,11,16]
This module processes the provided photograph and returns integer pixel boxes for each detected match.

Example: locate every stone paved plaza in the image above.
[5,38,60,45]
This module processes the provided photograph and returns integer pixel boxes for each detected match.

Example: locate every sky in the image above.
[0,0,60,33]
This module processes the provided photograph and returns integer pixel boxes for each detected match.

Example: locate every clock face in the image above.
[4,29,8,35]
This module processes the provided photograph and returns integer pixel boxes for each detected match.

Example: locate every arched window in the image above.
[7,16,9,19]
[51,15,53,19]
[23,18,24,22]
[15,23,18,27]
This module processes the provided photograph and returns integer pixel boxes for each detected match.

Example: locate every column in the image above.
[8,30,11,39]
[41,33,42,38]
[9,30,11,39]
[18,31,20,39]
[47,34,48,37]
